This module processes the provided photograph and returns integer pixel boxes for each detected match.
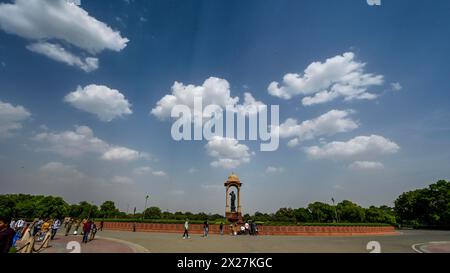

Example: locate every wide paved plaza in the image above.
[41,229,450,253]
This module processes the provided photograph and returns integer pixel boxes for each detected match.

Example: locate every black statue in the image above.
[230,191,236,212]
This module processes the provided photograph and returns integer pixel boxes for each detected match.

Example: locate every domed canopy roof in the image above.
[225,173,242,186]
[228,173,240,182]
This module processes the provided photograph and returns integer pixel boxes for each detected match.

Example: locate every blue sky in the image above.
[1,0,450,214]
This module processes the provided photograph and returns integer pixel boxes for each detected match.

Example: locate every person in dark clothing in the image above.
[219,222,224,235]
[203,219,209,237]
[0,216,15,253]
[89,222,98,241]
[82,220,92,243]
[100,221,104,231]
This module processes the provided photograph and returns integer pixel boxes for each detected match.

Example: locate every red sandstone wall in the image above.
[96,222,397,236]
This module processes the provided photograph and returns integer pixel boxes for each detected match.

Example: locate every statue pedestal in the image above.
[226,212,243,224]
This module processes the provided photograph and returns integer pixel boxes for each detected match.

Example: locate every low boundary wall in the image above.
[97,222,397,236]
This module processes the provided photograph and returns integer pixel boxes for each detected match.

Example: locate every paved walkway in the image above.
[94,229,450,253]
[412,241,450,253]
[38,234,148,253]
[28,229,450,253]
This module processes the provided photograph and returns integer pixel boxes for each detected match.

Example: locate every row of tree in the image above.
[1,180,448,226]
[0,195,125,220]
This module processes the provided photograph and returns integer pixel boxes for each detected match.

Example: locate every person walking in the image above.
[203,219,209,237]
[33,218,43,236]
[51,219,61,240]
[14,219,25,238]
[99,221,104,231]
[0,216,15,253]
[65,219,73,236]
[182,219,190,239]
[244,221,250,235]
[73,219,80,235]
[89,222,98,241]
[82,220,92,243]
[219,222,224,235]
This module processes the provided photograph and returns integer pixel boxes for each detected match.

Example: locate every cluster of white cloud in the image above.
[265,166,285,174]
[27,42,99,72]
[274,109,358,147]
[305,135,399,160]
[111,176,134,185]
[205,136,251,169]
[0,0,128,72]
[39,161,85,181]
[0,100,31,139]
[391,82,403,91]
[64,85,132,122]
[348,161,384,170]
[132,166,167,177]
[268,52,384,105]
[33,125,147,161]
[151,77,264,120]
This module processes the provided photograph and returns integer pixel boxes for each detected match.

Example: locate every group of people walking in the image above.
[0,215,104,253]
[182,219,258,239]
[63,217,100,243]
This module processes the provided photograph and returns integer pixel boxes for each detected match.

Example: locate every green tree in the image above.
[99,201,120,218]
[143,207,162,219]
[337,200,365,223]
[308,202,334,223]
[365,206,396,225]
[293,208,313,222]
[274,208,296,222]
[395,180,450,226]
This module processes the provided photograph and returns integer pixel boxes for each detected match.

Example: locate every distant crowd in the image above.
[182,219,259,239]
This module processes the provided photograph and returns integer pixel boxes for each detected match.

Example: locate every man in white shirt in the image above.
[15,219,25,237]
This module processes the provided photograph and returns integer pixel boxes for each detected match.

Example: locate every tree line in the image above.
[1,180,449,226]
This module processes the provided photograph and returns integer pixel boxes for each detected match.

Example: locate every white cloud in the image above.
[152,171,167,177]
[349,161,384,170]
[0,0,128,54]
[305,135,400,160]
[111,176,134,185]
[0,100,31,139]
[33,125,146,162]
[64,85,132,122]
[34,125,108,157]
[26,42,99,72]
[268,52,384,105]
[151,77,264,120]
[265,166,285,174]
[0,0,128,70]
[391,82,402,91]
[205,136,251,169]
[274,110,358,146]
[39,162,85,183]
[133,166,152,176]
[101,147,144,162]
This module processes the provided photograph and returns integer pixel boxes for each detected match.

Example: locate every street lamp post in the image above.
[332,198,338,223]
[143,195,149,219]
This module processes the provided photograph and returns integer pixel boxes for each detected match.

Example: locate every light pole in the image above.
[332,197,338,223]
[143,195,149,219]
